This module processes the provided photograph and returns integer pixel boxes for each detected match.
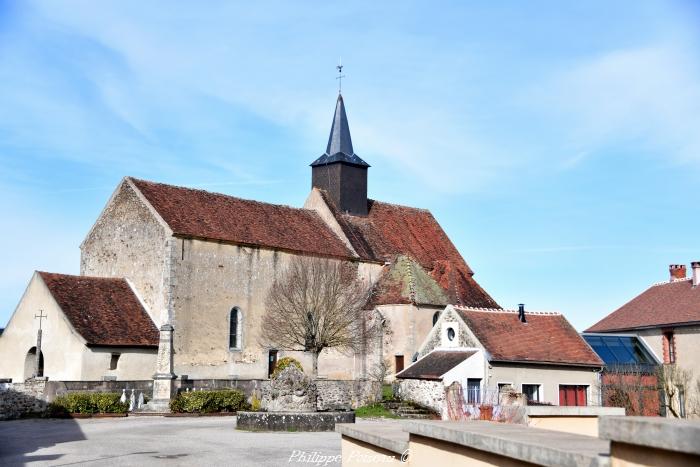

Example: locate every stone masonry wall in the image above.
[0,379,48,420]
[316,379,381,411]
[397,379,444,414]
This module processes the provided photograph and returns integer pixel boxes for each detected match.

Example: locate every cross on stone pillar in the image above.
[33,310,47,378]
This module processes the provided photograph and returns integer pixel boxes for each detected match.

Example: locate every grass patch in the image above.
[355,403,399,419]
[381,384,394,401]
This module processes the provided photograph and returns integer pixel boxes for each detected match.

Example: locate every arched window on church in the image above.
[229,307,243,350]
[432,311,440,326]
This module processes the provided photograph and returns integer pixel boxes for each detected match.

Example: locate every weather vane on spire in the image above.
[336,58,345,94]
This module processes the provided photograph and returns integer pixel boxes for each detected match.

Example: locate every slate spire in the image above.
[310,93,370,216]
[311,94,369,168]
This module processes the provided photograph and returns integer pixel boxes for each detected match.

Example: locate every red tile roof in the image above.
[397,350,478,380]
[39,272,159,347]
[369,255,449,307]
[319,191,500,308]
[130,178,353,259]
[586,279,700,332]
[456,307,603,367]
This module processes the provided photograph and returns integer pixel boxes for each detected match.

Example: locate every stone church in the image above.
[0,94,499,386]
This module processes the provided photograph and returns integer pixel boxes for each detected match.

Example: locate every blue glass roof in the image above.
[582,334,657,366]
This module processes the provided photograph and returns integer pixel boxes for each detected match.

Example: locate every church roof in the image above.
[310,94,369,168]
[129,178,354,259]
[456,307,603,367]
[319,190,500,308]
[586,278,700,332]
[38,272,159,347]
[370,255,449,307]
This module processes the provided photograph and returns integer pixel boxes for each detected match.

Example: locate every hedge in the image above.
[49,392,128,416]
[169,389,249,413]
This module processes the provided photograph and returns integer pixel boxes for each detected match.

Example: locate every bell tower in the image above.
[310,94,370,216]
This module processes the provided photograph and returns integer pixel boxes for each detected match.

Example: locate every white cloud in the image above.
[528,44,700,166]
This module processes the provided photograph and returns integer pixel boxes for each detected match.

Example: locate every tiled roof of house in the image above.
[319,190,500,309]
[130,178,353,259]
[586,279,700,332]
[396,350,477,380]
[38,272,159,347]
[456,307,603,367]
[369,255,449,307]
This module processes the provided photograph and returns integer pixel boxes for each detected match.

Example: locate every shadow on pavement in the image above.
[0,418,85,466]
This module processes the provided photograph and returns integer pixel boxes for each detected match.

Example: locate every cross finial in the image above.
[336,58,345,94]
[34,310,47,330]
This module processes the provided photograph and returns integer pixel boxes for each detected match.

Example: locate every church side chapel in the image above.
[0,93,499,386]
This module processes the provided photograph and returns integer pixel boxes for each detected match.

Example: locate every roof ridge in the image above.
[455,305,561,315]
[37,271,127,282]
[366,198,431,213]
[128,177,317,214]
[651,277,692,287]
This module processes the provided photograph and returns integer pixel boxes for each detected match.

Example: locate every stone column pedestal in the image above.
[142,324,176,413]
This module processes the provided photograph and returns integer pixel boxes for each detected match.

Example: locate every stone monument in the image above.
[237,360,354,431]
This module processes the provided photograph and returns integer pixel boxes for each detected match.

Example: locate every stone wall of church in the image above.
[80,180,170,326]
[0,378,48,420]
[169,238,383,380]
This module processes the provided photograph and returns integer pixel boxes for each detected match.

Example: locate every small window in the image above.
[109,353,120,371]
[467,378,481,404]
[678,386,686,418]
[522,384,541,403]
[229,308,242,350]
[664,332,676,363]
[447,327,455,341]
[432,311,440,326]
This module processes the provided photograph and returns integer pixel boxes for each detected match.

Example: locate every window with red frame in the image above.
[664,332,676,363]
[559,385,587,406]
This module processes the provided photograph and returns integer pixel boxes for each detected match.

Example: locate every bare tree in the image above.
[263,256,376,378]
[599,365,661,416]
[657,364,692,418]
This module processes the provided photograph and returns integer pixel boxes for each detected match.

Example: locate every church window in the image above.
[432,311,440,326]
[229,308,243,350]
[110,353,120,370]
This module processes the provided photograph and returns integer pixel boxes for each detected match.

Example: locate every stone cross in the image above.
[33,310,47,377]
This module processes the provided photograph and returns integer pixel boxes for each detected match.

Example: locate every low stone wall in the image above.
[0,378,379,419]
[316,379,381,411]
[0,378,49,420]
[396,379,444,414]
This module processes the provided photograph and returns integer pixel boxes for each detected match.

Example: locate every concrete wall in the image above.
[488,363,600,406]
[80,179,170,326]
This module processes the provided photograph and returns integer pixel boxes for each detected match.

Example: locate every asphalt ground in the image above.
[0,416,344,467]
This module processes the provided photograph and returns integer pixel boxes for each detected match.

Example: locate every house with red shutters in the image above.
[397,304,604,410]
[586,262,700,418]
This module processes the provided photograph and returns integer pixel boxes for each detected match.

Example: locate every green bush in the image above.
[169,389,250,413]
[49,392,128,415]
[271,357,303,379]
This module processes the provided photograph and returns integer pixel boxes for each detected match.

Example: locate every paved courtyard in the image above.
[0,416,343,466]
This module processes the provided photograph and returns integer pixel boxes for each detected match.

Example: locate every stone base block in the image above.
[138,399,172,414]
[236,411,355,432]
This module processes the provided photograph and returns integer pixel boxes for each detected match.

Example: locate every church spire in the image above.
[311,94,369,168]
[310,91,370,216]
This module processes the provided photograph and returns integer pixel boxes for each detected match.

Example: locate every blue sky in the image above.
[1,1,699,330]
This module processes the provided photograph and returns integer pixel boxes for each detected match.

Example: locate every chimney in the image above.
[692,262,700,287]
[669,264,686,281]
[518,304,527,323]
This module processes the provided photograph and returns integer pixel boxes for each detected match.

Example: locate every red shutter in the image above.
[575,386,587,406]
[559,386,568,406]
